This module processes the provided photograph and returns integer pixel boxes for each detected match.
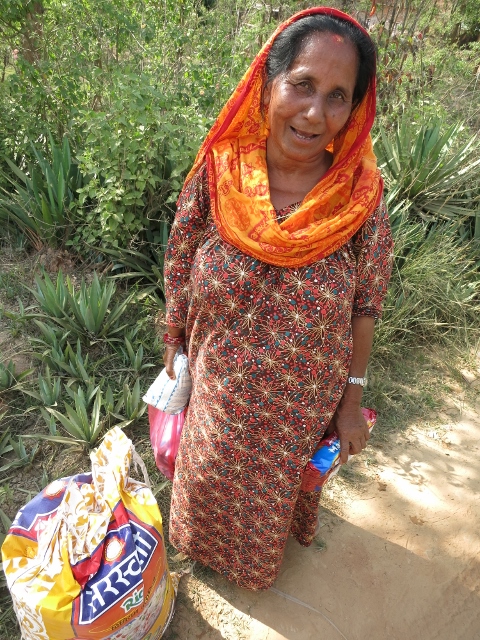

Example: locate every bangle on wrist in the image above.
[163,332,186,346]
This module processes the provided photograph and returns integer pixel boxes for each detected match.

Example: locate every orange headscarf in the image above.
[184,7,382,268]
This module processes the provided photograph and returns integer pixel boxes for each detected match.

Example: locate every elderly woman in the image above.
[162,7,393,590]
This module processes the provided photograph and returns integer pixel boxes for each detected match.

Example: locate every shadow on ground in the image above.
[165,400,480,640]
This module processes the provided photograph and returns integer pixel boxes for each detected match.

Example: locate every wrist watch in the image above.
[347,376,367,387]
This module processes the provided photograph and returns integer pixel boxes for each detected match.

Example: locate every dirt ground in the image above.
[164,375,480,640]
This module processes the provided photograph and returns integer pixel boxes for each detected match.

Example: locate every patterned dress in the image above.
[164,164,393,590]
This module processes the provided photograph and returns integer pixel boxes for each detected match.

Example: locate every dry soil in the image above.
[164,382,480,640]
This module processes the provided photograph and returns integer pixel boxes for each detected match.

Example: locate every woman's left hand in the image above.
[331,401,370,464]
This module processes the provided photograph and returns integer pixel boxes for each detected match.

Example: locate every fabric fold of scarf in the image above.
[184,6,383,267]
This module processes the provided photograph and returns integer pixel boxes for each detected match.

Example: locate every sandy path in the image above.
[165,392,480,640]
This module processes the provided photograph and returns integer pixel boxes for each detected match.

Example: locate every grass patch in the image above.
[366,344,474,442]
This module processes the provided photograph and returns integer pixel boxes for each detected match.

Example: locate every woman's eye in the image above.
[330,91,345,101]
[295,81,311,92]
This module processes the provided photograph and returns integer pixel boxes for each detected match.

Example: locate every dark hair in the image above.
[265,13,376,108]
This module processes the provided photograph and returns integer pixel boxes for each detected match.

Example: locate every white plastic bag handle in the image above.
[131,444,151,489]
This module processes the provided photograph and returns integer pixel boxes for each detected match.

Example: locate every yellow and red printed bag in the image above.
[1,427,177,640]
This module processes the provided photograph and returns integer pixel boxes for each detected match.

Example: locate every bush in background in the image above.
[375,209,480,359]
[0,135,83,250]
[1,0,479,252]
[375,117,480,240]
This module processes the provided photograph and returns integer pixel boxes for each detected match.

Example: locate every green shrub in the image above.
[102,243,167,307]
[72,72,209,251]
[375,117,480,227]
[0,360,33,391]
[37,339,92,383]
[0,429,39,474]
[36,367,61,407]
[46,385,105,449]
[31,271,132,341]
[374,210,480,358]
[0,135,83,250]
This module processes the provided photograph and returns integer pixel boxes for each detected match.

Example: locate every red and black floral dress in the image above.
[164,164,393,590]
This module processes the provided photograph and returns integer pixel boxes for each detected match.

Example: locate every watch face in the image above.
[348,377,366,386]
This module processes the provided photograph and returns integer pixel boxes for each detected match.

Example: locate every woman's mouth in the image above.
[291,127,318,141]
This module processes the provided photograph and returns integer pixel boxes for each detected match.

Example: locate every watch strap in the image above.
[347,376,367,387]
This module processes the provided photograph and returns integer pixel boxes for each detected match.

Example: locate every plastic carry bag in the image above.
[143,349,191,415]
[301,408,377,492]
[1,427,178,640]
[149,406,186,481]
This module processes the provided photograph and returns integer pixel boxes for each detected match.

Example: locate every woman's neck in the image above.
[266,147,333,211]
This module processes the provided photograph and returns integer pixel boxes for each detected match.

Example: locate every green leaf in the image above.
[22,433,84,448]
[48,406,86,440]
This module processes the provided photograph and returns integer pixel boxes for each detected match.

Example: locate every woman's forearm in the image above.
[341,315,375,406]
[331,315,375,461]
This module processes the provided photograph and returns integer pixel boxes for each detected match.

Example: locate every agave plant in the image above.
[22,366,62,407]
[68,273,131,339]
[121,379,146,421]
[120,336,155,374]
[2,298,35,333]
[0,423,12,460]
[0,360,17,391]
[0,506,12,551]
[35,377,98,439]
[374,117,480,224]
[0,429,39,473]
[0,134,83,249]
[33,335,92,384]
[45,386,105,448]
[0,359,33,391]
[373,209,480,357]
[100,244,166,308]
[37,367,61,406]
[111,379,146,422]
[30,381,135,449]
[31,319,70,351]
[31,270,71,319]
[40,407,58,436]
[31,270,132,341]
[47,340,92,382]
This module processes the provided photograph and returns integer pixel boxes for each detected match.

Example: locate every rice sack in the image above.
[1,427,177,640]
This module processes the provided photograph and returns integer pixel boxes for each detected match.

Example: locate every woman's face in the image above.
[263,31,358,168]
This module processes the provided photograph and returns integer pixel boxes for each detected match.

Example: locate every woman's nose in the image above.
[304,94,327,123]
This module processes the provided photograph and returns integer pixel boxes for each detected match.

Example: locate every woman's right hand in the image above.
[162,326,186,380]
[164,344,179,380]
